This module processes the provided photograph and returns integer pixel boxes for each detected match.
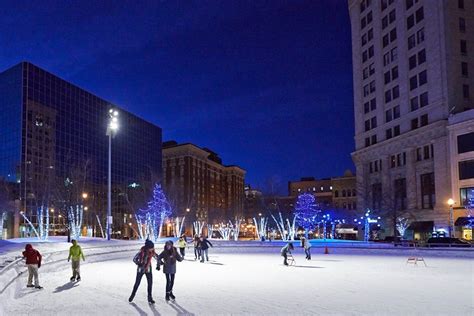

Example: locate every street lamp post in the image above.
[447,198,455,238]
[106,109,119,241]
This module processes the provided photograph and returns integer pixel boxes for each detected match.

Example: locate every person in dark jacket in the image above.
[22,244,43,289]
[281,242,294,266]
[129,239,158,304]
[199,235,213,263]
[157,240,183,301]
[193,234,201,261]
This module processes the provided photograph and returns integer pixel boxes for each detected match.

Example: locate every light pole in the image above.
[447,198,455,238]
[106,109,119,240]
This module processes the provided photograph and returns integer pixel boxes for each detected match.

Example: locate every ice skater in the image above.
[129,239,159,304]
[301,237,312,260]
[193,234,201,261]
[199,235,213,263]
[281,242,294,266]
[68,239,85,281]
[157,240,183,301]
[22,244,43,289]
[177,235,187,258]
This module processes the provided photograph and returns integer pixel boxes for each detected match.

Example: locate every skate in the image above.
[169,292,176,300]
[70,276,75,281]
[76,276,81,281]
[128,294,135,303]
[27,285,35,288]
[34,286,43,289]
[148,297,155,304]
[165,292,170,302]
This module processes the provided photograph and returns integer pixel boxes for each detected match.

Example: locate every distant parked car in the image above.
[383,236,401,243]
[426,237,471,247]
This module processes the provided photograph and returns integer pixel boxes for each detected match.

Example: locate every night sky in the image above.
[1,0,354,194]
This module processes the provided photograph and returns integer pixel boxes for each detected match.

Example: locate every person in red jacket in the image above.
[22,244,42,289]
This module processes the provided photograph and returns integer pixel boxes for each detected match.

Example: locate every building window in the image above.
[417,28,424,44]
[458,0,464,9]
[393,105,400,119]
[370,98,376,111]
[391,47,397,61]
[408,34,416,49]
[420,113,428,126]
[461,40,467,55]
[394,125,400,136]
[411,118,419,130]
[371,134,377,145]
[384,70,391,84]
[365,137,371,147]
[394,178,407,210]
[409,54,417,70]
[460,187,474,207]
[418,49,426,65]
[421,173,435,209]
[457,132,474,154]
[406,0,414,10]
[410,75,417,90]
[385,109,393,122]
[459,160,474,180]
[420,92,429,107]
[382,16,388,29]
[407,15,415,30]
[415,7,424,23]
[386,128,393,139]
[463,84,470,99]
[392,86,399,99]
[389,9,396,23]
[461,62,468,77]
[459,18,466,33]
[383,34,389,48]
[385,89,392,102]
[410,96,419,111]
[419,70,427,86]
[392,66,398,80]
[372,183,382,210]
[390,28,397,42]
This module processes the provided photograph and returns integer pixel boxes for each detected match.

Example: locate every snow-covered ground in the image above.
[1,239,473,316]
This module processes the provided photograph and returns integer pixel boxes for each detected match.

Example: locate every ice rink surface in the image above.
[1,242,473,316]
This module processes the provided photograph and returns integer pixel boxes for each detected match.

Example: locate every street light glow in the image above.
[82,192,88,199]
[447,198,455,206]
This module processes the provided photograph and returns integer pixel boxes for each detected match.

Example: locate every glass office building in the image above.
[0,62,162,238]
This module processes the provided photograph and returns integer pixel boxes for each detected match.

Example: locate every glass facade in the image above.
[0,62,162,237]
[0,64,22,183]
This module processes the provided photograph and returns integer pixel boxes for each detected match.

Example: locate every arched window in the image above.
[347,190,352,197]
[335,190,339,197]
[342,190,346,197]
[352,189,356,196]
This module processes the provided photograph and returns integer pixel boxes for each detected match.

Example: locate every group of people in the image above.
[280,237,312,266]
[21,239,85,289]
[129,234,213,304]
[176,234,213,262]
[21,234,311,304]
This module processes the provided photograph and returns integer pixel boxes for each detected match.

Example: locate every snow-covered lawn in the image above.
[1,241,473,315]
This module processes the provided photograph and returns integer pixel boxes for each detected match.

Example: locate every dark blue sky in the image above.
[1,0,354,193]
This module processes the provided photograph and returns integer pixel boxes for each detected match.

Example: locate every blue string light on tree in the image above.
[354,209,381,242]
[294,193,321,238]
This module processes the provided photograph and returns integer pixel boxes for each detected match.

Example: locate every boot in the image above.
[148,296,155,304]
[169,292,176,300]
[165,292,170,301]
[70,276,75,281]
[128,293,135,303]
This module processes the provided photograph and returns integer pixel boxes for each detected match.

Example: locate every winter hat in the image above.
[144,239,154,249]
[25,244,32,250]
